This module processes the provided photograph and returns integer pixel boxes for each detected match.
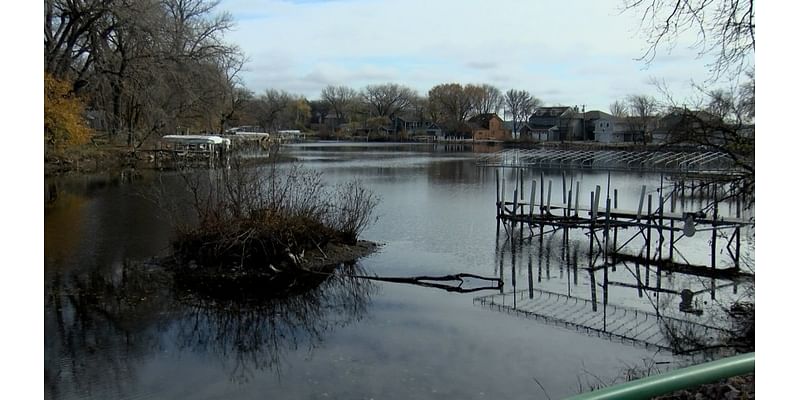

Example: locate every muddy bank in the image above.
[301,240,381,270]
[168,240,381,301]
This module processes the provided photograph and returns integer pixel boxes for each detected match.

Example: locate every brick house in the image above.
[468,113,510,141]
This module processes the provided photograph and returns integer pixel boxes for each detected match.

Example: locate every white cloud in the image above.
[220,0,734,111]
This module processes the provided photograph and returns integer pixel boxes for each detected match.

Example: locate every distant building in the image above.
[391,116,444,139]
[652,109,722,144]
[593,116,627,143]
[582,110,613,141]
[592,115,651,143]
[468,113,510,141]
[526,106,586,141]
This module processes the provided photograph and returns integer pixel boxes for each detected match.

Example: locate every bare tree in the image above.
[657,73,754,167]
[467,84,504,116]
[428,83,472,123]
[254,89,292,132]
[609,100,628,118]
[308,100,330,125]
[626,94,659,145]
[621,0,755,79]
[737,69,754,122]
[45,0,245,148]
[45,0,112,82]
[320,85,358,124]
[215,50,250,132]
[503,89,540,136]
[427,83,476,136]
[408,94,429,124]
[360,83,416,118]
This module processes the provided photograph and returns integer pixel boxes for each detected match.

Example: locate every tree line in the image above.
[42,1,547,146]
[44,0,754,149]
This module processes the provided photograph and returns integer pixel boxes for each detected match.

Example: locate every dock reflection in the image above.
[484,228,753,354]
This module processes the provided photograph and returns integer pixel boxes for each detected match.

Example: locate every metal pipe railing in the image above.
[565,352,754,400]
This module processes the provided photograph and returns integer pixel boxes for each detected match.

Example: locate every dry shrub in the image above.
[168,157,379,271]
[326,180,380,244]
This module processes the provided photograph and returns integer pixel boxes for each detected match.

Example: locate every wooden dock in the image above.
[493,169,752,274]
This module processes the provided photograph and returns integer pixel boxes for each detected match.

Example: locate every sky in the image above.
[218,0,744,112]
[6,2,800,399]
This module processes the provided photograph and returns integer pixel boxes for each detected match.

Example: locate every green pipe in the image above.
[566,352,754,400]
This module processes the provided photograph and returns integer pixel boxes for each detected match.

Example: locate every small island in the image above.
[162,159,380,297]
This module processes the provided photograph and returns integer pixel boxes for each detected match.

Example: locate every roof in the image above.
[161,135,230,145]
[660,108,721,123]
[583,110,613,120]
[531,107,571,118]
[467,113,502,129]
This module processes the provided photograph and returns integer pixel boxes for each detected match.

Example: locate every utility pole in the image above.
[581,104,586,140]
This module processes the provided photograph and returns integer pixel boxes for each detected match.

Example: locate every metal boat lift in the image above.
[476,149,738,173]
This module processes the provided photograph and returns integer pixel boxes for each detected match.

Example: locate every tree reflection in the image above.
[45,259,376,397]
[172,262,376,383]
[45,260,174,400]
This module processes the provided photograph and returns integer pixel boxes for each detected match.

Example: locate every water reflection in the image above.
[172,263,376,382]
[46,145,749,399]
[45,259,377,398]
[45,260,173,400]
[483,228,754,354]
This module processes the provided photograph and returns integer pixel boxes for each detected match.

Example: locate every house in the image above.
[468,113,510,141]
[592,114,660,144]
[582,110,613,141]
[518,122,551,141]
[391,116,444,139]
[526,106,586,141]
[652,109,724,144]
[593,116,627,143]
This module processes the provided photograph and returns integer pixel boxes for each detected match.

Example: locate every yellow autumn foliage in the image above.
[44,73,92,148]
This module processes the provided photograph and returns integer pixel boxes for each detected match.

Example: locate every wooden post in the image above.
[635,262,643,298]
[604,197,611,265]
[589,265,598,312]
[592,185,601,222]
[501,176,506,217]
[574,181,581,218]
[540,171,545,216]
[495,169,500,218]
[613,188,618,261]
[567,190,572,218]
[711,186,718,272]
[681,180,686,209]
[528,245,534,299]
[670,185,676,260]
[546,180,552,214]
[590,191,595,266]
[735,195,741,270]
[637,185,646,220]
[646,194,652,287]
[658,188,664,260]
[530,180,536,218]
[513,189,519,231]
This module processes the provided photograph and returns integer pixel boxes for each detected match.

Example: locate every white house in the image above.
[593,116,627,143]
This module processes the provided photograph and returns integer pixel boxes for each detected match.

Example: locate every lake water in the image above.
[44,142,754,399]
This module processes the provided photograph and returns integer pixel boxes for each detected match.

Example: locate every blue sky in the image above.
[222,0,742,111]
[219,0,752,110]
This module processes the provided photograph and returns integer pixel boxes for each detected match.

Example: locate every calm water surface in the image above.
[44,143,753,399]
